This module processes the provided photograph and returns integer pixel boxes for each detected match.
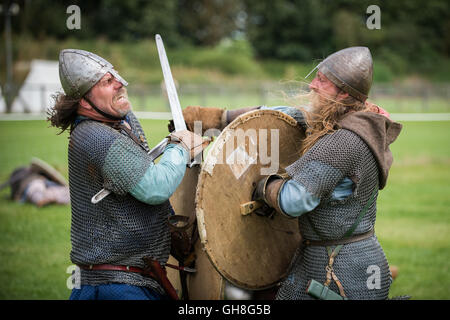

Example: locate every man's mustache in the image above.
[113,88,128,102]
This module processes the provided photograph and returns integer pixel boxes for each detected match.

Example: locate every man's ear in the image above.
[79,97,91,110]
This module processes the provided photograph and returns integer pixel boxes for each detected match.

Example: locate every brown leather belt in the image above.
[77,260,179,300]
[77,263,155,277]
[302,229,374,247]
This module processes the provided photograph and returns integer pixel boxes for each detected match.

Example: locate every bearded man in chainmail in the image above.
[48,49,203,300]
[180,47,402,300]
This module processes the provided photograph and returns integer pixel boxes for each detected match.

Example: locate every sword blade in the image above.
[92,35,191,204]
[155,34,186,132]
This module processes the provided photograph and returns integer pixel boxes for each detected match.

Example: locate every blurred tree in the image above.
[95,0,180,45]
[244,0,332,61]
[7,0,96,39]
[1,0,448,74]
[244,0,449,66]
[5,0,180,44]
[177,0,244,46]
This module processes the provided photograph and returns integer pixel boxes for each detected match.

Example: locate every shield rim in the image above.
[29,157,68,187]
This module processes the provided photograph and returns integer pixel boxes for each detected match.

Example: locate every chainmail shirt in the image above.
[68,112,171,295]
[277,128,392,300]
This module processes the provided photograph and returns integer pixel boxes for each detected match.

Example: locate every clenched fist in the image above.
[168,129,210,160]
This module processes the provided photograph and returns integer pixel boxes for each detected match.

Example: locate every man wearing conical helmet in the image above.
[182,47,402,299]
[49,49,203,300]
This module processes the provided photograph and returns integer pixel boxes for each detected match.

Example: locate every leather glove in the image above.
[170,106,226,134]
[252,177,276,217]
[167,106,261,134]
[168,129,210,161]
[251,174,287,217]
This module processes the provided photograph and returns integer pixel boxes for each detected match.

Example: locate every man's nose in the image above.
[113,78,123,90]
[309,78,318,91]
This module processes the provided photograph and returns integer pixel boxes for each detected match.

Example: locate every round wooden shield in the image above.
[196,109,305,290]
[30,157,68,186]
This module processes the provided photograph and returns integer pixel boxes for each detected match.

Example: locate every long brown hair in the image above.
[296,90,367,156]
[47,92,80,134]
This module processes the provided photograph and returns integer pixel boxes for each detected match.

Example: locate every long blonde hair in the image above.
[295,90,367,156]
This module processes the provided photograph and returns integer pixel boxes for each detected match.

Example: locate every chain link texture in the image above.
[68,112,171,295]
[277,129,392,300]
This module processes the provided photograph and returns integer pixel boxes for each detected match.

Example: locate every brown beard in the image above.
[297,90,366,156]
[112,87,130,116]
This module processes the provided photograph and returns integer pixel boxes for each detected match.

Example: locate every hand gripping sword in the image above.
[91,34,189,204]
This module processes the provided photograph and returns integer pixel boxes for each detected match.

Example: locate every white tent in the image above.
[0,86,5,113]
[9,60,62,113]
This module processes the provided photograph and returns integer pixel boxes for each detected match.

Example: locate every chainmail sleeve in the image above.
[277,128,391,300]
[101,132,152,196]
[286,129,366,203]
[70,120,152,196]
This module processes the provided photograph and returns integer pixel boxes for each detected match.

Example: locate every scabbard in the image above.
[143,256,179,300]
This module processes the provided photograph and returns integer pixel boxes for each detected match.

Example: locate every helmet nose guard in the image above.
[59,49,128,99]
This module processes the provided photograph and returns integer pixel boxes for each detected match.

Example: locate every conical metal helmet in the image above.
[59,49,128,99]
[317,46,373,102]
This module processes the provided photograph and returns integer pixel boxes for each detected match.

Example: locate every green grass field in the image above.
[0,118,449,300]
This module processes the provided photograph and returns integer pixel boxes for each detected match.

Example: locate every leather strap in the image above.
[84,96,125,121]
[142,257,180,300]
[112,122,148,152]
[305,188,378,300]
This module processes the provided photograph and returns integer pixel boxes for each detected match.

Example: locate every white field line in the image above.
[0,111,173,121]
[390,113,450,121]
[1,112,450,122]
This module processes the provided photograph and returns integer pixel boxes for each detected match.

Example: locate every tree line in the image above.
[3,0,449,70]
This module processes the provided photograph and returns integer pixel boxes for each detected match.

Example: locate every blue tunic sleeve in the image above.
[279,180,320,217]
[130,143,189,205]
[279,177,354,217]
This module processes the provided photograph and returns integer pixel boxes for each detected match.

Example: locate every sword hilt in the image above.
[240,200,263,216]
